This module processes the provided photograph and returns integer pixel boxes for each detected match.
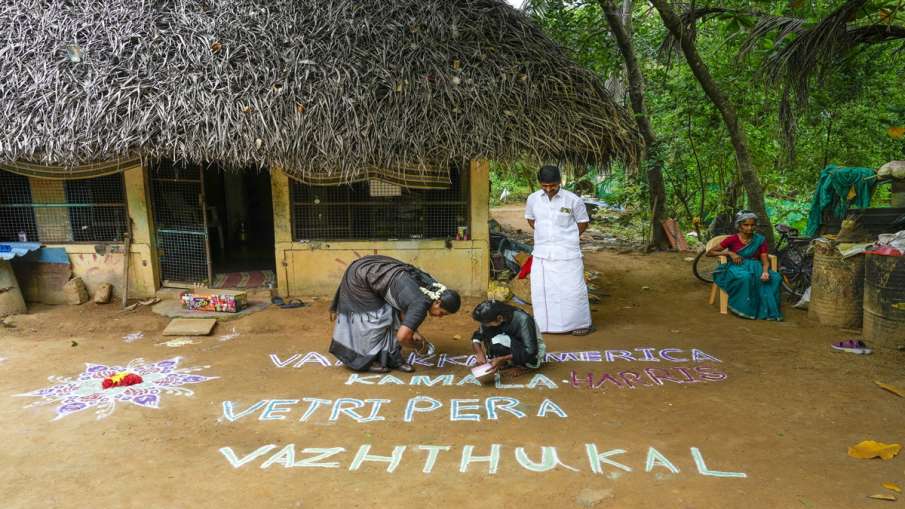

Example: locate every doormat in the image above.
[210,270,275,289]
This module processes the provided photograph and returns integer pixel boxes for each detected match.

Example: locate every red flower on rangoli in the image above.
[102,372,143,389]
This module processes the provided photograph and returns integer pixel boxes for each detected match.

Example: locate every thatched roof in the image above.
[0,0,640,183]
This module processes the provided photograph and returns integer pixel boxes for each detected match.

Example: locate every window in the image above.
[290,167,469,241]
[0,170,129,243]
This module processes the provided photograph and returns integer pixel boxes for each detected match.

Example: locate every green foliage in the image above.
[490,161,535,206]
[516,0,905,234]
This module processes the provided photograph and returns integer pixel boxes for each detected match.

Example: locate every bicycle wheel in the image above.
[779,248,812,299]
[692,249,720,284]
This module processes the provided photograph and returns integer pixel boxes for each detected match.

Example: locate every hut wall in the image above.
[26,165,158,300]
[271,160,491,297]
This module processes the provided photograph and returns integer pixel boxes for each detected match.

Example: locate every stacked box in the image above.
[180,289,247,313]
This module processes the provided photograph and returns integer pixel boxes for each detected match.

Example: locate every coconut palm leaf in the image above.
[0,0,641,183]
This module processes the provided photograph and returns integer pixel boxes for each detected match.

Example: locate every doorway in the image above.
[149,161,275,289]
[203,167,276,288]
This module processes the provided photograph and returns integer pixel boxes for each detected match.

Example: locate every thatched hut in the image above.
[0,0,638,299]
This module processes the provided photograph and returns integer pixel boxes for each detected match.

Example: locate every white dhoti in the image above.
[530,256,591,333]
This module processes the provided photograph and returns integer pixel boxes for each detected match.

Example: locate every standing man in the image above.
[525,165,594,335]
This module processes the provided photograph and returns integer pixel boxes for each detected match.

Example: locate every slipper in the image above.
[571,326,597,336]
[280,299,305,309]
[271,296,285,306]
[831,339,872,355]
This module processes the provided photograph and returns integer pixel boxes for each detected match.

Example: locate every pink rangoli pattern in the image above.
[17,357,217,420]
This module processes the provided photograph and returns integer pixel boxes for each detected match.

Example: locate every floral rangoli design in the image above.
[17,357,217,420]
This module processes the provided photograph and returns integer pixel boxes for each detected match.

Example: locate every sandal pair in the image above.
[831,339,872,355]
[271,297,305,309]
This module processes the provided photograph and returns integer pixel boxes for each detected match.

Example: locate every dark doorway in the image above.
[203,167,276,288]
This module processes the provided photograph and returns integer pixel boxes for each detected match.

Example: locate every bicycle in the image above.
[692,224,813,300]
[773,225,813,299]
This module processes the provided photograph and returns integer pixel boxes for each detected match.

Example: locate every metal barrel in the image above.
[863,253,905,348]
[808,241,864,328]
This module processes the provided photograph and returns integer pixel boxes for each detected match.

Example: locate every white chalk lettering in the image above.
[634,348,660,362]
[221,400,268,422]
[604,350,636,362]
[450,399,481,422]
[460,444,501,474]
[269,353,302,368]
[219,444,278,468]
[261,444,297,469]
[218,443,749,479]
[515,447,579,472]
[293,352,332,367]
[293,447,345,468]
[645,447,680,474]
[274,348,722,369]
[299,398,332,422]
[349,445,406,473]
[537,398,568,418]
[345,374,380,385]
[658,349,688,362]
[404,396,443,422]
[411,374,454,387]
[585,444,633,474]
[361,399,391,423]
[485,397,526,420]
[691,447,747,478]
[437,354,476,368]
[330,398,370,423]
[378,375,405,385]
[526,374,559,389]
[456,375,482,386]
[418,445,451,474]
[406,353,436,367]
[259,399,300,421]
[691,349,722,363]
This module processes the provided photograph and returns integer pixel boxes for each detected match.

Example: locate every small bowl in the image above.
[470,362,496,384]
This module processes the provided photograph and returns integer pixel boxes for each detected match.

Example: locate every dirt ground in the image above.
[1,207,904,509]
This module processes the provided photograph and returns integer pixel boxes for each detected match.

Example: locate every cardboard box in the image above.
[180,289,247,313]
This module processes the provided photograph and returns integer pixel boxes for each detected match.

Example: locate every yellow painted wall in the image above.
[26,164,158,301]
[272,161,491,297]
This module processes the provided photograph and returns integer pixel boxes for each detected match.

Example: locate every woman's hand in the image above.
[491,357,508,368]
[475,353,488,365]
[760,271,770,282]
[729,252,742,264]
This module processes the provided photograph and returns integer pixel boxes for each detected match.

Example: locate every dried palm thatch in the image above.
[0,0,640,184]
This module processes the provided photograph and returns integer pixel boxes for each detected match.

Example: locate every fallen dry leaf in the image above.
[849,440,902,460]
[875,381,905,398]
[883,483,902,493]
[452,334,461,341]
[868,494,897,501]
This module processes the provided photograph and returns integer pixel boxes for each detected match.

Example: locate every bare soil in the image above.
[0,206,903,509]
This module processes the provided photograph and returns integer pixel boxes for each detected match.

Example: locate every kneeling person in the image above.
[329,255,460,373]
[471,300,546,375]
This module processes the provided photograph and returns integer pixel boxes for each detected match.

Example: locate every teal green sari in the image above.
[713,233,783,320]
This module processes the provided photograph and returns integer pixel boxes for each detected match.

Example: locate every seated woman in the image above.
[470,300,546,375]
[707,211,783,320]
[329,255,461,373]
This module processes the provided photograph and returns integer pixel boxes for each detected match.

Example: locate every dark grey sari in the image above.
[329,256,433,370]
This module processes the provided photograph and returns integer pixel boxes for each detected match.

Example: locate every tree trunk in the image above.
[647,0,775,246]
[599,0,671,250]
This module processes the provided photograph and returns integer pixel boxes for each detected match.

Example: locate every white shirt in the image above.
[524,188,589,260]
